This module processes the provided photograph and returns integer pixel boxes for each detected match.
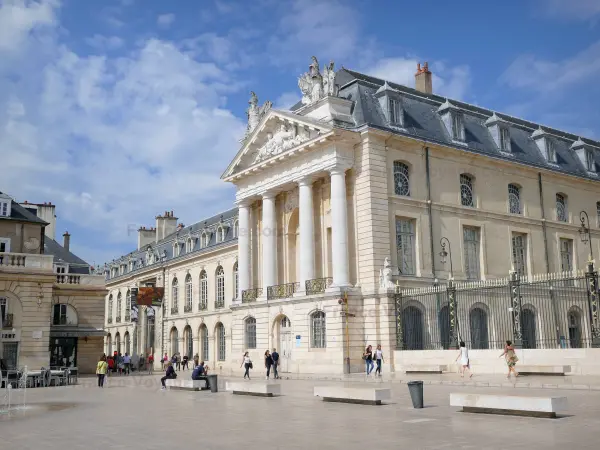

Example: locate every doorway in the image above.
[277,316,292,373]
[2,342,18,369]
[50,338,78,368]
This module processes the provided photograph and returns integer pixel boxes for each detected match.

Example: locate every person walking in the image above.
[107,356,114,376]
[123,352,131,375]
[455,341,473,378]
[264,350,273,380]
[241,352,252,380]
[117,353,125,375]
[363,345,374,376]
[374,344,384,377]
[182,354,189,371]
[160,362,177,390]
[500,340,519,379]
[148,354,154,375]
[271,348,280,379]
[96,355,108,388]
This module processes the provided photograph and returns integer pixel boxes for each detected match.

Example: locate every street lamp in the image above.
[579,211,594,268]
[439,237,453,279]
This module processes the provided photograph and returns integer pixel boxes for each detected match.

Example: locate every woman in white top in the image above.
[455,341,473,378]
[374,344,384,377]
[240,351,252,380]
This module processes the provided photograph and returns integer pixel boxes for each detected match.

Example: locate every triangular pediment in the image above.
[222,109,334,180]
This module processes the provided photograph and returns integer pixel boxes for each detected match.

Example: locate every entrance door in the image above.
[278,317,292,373]
[50,338,78,368]
[2,342,18,369]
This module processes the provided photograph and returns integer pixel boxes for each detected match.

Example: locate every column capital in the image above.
[235,199,252,208]
[329,163,352,176]
[261,190,278,200]
[296,175,316,187]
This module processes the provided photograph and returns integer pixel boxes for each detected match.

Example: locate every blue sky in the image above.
[1,0,599,266]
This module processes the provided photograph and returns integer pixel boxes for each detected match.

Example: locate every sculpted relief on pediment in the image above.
[252,122,312,163]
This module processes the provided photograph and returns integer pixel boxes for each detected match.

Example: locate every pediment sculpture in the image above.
[379,257,395,290]
[298,56,336,106]
[243,91,272,141]
[253,122,310,163]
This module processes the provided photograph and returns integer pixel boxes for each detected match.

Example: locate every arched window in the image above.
[245,317,257,349]
[311,311,326,348]
[124,331,130,354]
[508,184,521,214]
[439,305,450,350]
[215,266,225,308]
[199,270,208,310]
[116,293,122,322]
[171,277,179,314]
[170,327,179,356]
[469,307,489,349]
[216,227,224,244]
[568,309,582,349]
[106,333,112,355]
[115,332,121,354]
[125,289,131,321]
[186,238,193,253]
[522,308,537,349]
[200,233,207,248]
[107,295,113,323]
[184,326,193,358]
[216,323,226,361]
[52,304,78,326]
[199,324,209,361]
[556,193,568,222]
[185,274,193,312]
[402,305,424,350]
[393,161,410,196]
[233,262,239,299]
[233,220,239,238]
[460,174,474,207]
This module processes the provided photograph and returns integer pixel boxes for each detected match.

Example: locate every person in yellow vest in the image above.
[96,355,108,388]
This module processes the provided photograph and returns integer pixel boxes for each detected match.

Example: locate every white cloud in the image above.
[274,91,300,110]
[500,41,600,92]
[0,0,57,52]
[542,0,600,21]
[367,57,472,100]
[214,0,233,14]
[85,34,124,50]
[157,13,175,28]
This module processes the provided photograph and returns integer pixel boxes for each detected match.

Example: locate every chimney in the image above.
[155,211,178,241]
[415,62,432,94]
[63,231,71,252]
[138,226,156,250]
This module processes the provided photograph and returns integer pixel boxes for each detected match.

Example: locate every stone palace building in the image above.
[103,58,600,375]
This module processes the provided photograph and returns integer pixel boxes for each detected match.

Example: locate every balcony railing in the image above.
[107,317,113,324]
[242,288,262,303]
[171,307,179,315]
[305,277,333,295]
[215,299,225,309]
[55,273,105,286]
[0,252,53,270]
[198,301,207,311]
[116,316,122,323]
[124,314,131,322]
[184,305,192,313]
[267,282,300,300]
[2,314,14,329]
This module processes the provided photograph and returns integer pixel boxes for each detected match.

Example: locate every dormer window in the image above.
[216,227,224,243]
[532,127,558,164]
[547,139,557,163]
[389,98,402,126]
[0,201,9,217]
[485,113,511,153]
[438,100,465,142]
[586,149,595,172]
[570,137,597,173]
[375,81,404,127]
[173,242,179,257]
[500,127,511,152]
[452,113,465,141]
[186,238,193,253]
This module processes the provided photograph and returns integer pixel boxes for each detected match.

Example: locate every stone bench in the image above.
[314,386,391,405]
[166,379,207,391]
[450,393,568,418]
[226,382,281,397]
[403,365,446,374]
[517,365,570,376]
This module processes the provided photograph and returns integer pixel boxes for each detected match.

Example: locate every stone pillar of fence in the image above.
[509,271,524,348]
[447,279,459,350]
[585,262,600,348]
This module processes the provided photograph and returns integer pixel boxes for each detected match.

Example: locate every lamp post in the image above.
[439,237,454,279]
[580,211,600,347]
[579,211,595,269]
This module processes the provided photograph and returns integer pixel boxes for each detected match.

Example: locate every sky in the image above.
[1,0,599,267]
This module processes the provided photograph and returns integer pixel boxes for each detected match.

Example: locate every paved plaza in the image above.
[2,374,600,449]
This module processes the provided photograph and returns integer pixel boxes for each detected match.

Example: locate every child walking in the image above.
[455,341,473,378]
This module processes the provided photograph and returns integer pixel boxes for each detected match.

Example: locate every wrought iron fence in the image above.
[170,307,178,315]
[305,277,333,295]
[396,269,600,351]
[107,317,112,324]
[242,288,262,303]
[116,315,122,323]
[184,305,192,313]
[267,282,300,300]
[215,299,225,309]
[198,301,207,311]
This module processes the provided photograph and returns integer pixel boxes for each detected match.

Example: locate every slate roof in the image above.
[44,237,91,274]
[107,207,238,281]
[325,69,600,181]
[0,192,48,225]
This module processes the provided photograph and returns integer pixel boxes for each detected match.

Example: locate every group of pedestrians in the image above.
[160,353,209,389]
[363,344,384,376]
[454,340,520,379]
[240,348,280,380]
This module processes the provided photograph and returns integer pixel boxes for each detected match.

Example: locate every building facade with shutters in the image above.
[104,58,600,375]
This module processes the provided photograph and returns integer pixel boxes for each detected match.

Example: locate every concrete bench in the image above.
[226,382,281,397]
[450,393,568,418]
[314,386,391,405]
[403,365,446,374]
[517,365,570,376]
[165,379,207,391]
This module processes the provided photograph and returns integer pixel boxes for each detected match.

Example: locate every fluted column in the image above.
[261,192,277,291]
[298,177,315,290]
[330,167,350,287]
[237,201,251,297]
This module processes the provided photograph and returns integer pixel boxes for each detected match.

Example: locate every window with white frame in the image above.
[389,98,402,125]
[0,237,10,253]
[396,218,416,275]
[245,317,256,349]
[460,174,474,207]
[500,127,511,152]
[556,193,568,222]
[511,233,528,276]
[508,184,522,215]
[217,323,226,361]
[186,238,193,253]
[215,266,225,307]
[452,112,465,141]
[463,227,481,280]
[173,243,179,257]
[116,293,122,321]
[560,238,574,273]
[393,161,410,196]
[311,311,326,348]
[547,139,556,163]
[201,233,208,248]
[233,221,239,238]
[200,325,209,361]
[216,227,222,243]
[199,270,208,309]
[125,290,131,319]
[171,277,179,313]
[0,201,8,217]
[185,274,193,312]
[107,295,113,322]
[233,262,238,299]
[586,149,595,172]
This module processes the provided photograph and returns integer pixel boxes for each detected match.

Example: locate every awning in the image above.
[50,327,107,338]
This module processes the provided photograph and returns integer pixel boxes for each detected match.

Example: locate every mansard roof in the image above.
[44,237,91,274]
[331,68,600,180]
[0,191,48,225]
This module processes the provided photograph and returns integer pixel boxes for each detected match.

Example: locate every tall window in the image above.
[463,227,481,280]
[245,317,257,349]
[171,277,179,314]
[560,238,574,273]
[396,218,416,275]
[186,238,193,253]
[547,139,556,163]
[460,174,474,207]
[233,221,239,238]
[52,304,68,325]
[173,243,179,257]
[0,201,8,217]
[185,274,193,312]
[215,266,225,308]
[217,323,226,361]
[233,262,239,299]
[216,227,224,243]
[508,184,521,215]
[452,112,465,141]
[500,127,511,152]
[201,325,209,361]
[389,98,402,125]
[107,295,113,322]
[199,270,208,310]
[201,233,208,248]
[586,149,595,172]
[556,193,568,222]
[125,290,131,320]
[116,293,122,322]
[393,161,410,196]
[311,311,326,348]
[511,233,527,276]
[184,326,193,358]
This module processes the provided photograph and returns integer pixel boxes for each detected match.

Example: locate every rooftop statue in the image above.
[298,56,336,106]
[244,91,272,141]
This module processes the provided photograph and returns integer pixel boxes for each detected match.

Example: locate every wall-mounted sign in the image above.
[32,331,43,339]
[295,335,301,348]
[137,287,164,306]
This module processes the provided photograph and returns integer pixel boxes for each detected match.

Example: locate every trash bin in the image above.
[407,381,424,409]
[206,374,218,393]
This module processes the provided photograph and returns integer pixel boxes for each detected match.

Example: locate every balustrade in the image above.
[305,277,333,295]
[267,282,300,300]
[241,288,262,303]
